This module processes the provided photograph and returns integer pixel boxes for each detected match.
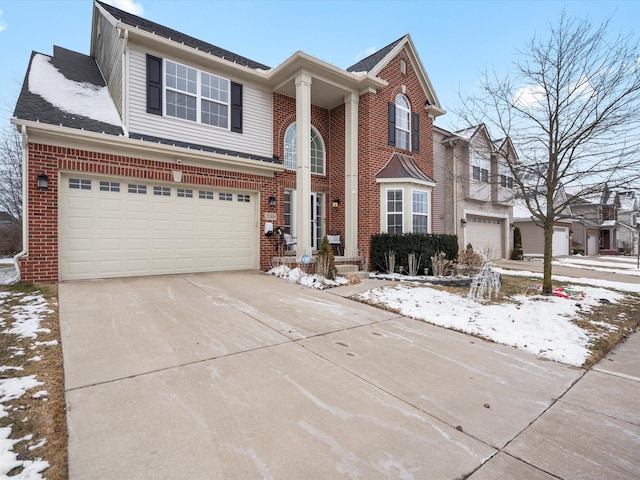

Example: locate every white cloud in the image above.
[354,47,377,62]
[104,0,144,16]
[512,83,546,108]
[0,9,7,32]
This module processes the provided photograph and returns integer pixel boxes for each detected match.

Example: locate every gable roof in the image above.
[376,152,436,185]
[13,46,124,136]
[95,1,270,71]
[348,34,443,117]
[347,36,405,73]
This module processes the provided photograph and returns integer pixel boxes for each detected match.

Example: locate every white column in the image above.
[295,73,312,259]
[344,93,359,257]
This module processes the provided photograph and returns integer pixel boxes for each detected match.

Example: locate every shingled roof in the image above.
[347,35,406,73]
[96,0,271,71]
[376,152,435,184]
[13,46,124,136]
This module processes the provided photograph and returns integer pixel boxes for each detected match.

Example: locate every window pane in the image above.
[413,215,428,233]
[201,100,228,128]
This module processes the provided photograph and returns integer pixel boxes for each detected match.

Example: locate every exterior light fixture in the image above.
[37,173,49,190]
[332,198,341,208]
[510,223,515,231]
[460,218,467,227]
[268,196,276,207]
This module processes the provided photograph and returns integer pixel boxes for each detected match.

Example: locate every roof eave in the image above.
[12,119,286,176]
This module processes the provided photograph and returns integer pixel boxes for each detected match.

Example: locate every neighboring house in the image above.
[432,124,516,259]
[11,1,446,282]
[568,184,621,255]
[614,190,639,255]
[512,185,573,257]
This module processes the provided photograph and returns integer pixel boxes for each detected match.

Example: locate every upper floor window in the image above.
[499,163,514,189]
[283,123,326,175]
[395,94,411,150]
[472,151,490,183]
[165,60,229,128]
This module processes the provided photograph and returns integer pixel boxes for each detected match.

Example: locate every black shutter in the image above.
[412,112,420,152]
[146,55,162,115]
[230,82,243,133]
[388,102,396,146]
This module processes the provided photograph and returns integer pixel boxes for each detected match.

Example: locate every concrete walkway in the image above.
[59,272,640,479]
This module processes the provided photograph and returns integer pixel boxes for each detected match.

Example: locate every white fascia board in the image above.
[13,119,285,176]
[375,177,436,188]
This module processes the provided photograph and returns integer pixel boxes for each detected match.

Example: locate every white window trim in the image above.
[411,188,430,233]
[395,94,411,151]
[385,187,404,234]
[283,123,326,175]
[164,59,230,129]
[472,150,491,183]
[380,183,433,234]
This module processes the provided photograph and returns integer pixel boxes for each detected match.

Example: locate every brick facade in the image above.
[22,143,279,282]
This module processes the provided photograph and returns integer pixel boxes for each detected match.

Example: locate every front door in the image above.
[311,193,323,250]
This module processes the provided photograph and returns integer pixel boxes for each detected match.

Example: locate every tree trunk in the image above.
[542,220,554,294]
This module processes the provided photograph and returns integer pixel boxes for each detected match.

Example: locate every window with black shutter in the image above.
[388,102,396,147]
[230,82,243,134]
[412,112,420,152]
[146,55,163,115]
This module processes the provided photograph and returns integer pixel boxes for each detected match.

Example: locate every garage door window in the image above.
[177,188,193,198]
[199,190,214,200]
[219,192,233,201]
[128,184,147,194]
[70,178,91,190]
[100,181,120,192]
[237,194,250,203]
[153,186,171,196]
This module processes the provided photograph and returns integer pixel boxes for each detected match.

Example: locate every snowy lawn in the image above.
[355,278,631,367]
[0,285,66,480]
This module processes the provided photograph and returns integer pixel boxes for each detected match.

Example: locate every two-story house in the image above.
[432,124,515,259]
[568,184,621,255]
[11,1,445,282]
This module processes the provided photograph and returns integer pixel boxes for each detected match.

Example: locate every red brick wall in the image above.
[22,143,279,282]
[272,93,340,236]
[356,47,435,264]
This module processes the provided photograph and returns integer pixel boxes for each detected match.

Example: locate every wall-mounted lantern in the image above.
[332,198,341,208]
[460,218,467,227]
[268,196,277,207]
[37,173,49,190]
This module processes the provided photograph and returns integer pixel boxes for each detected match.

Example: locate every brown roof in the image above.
[376,153,435,183]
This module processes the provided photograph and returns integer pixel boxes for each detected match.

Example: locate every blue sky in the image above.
[1,0,639,133]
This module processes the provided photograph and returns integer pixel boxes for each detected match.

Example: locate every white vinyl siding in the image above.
[94,13,124,116]
[127,49,273,158]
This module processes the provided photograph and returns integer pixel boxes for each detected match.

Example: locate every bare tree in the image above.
[0,126,22,223]
[459,11,640,293]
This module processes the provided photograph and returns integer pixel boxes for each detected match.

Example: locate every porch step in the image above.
[336,264,369,280]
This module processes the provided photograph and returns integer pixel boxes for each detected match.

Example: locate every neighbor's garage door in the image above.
[59,175,258,281]
[552,226,570,256]
[466,216,503,259]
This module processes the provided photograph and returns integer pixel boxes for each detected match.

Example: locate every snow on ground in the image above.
[0,258,17,286]
[0,290,52,479]
[271,256,638,367]
[356,281,623,367]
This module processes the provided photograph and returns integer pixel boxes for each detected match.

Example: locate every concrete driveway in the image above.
[59,271,640,479]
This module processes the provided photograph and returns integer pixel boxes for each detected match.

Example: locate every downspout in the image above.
[9,124,29,284]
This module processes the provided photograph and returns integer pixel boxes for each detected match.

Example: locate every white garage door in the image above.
[59,175,258,281]
[466,216,504,259]
[587,234,598,256]
[552,226,570,256]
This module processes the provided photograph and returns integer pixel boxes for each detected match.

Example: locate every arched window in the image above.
[283,123,326,175]
[395,94,411,150]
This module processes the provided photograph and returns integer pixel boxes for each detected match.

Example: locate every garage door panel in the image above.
[60,175,257,280]
[466,216,504,260]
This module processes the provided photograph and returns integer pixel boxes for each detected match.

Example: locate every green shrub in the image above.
[371,233,458,275]
[511,226,524,260]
